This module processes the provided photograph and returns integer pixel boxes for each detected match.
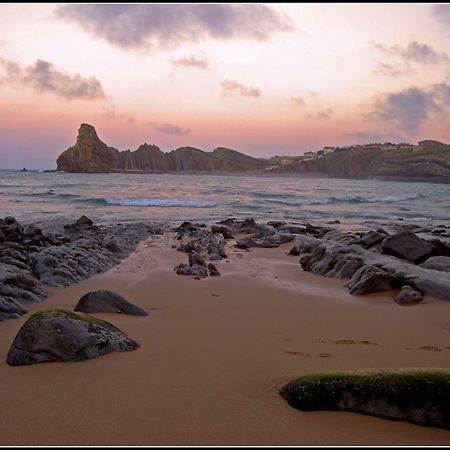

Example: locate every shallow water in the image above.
[0,170,449,230]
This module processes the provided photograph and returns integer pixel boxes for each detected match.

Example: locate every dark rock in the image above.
[288,245,301,256]
[207,263,220,276]
[326,255,364,279]
[360,230,387,249]
[394,285,424,305]
[7,309,138,366]
[74,290,148,316]
[174,263,208,278]
[381,232,435,263]
[189,253,206,267]
[346,264,402,295]
[421,256,450,272]
[280,369,450,430]
[211,225,234,240]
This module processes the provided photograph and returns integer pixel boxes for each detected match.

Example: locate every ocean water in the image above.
[0,170,449,231]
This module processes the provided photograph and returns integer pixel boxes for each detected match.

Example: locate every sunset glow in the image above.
[2,3,450,168]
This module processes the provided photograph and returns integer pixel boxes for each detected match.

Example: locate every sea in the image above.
[1,170,449,231]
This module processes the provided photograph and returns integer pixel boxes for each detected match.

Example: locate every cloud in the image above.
[55,4,295,51]
[102,106,135,123]
[370,83,450,134]
[374,41,449,65]
[432,4,450,25]
[0,58,105,100]
[343,130,407,144]
[171,55,208,70]
[147,121,191,136]
[373,40,449,77]
[307,108,333,120]
[221,80,260,98]
[374,62,414,77]
[291,96,305,108]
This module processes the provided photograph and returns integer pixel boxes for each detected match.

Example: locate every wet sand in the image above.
[0,232,449,445]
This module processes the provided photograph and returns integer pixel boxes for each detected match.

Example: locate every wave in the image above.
[265,193,424,206]
[100,197,220,208]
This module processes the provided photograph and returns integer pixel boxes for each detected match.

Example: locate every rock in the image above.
[280,369,450,430]
[6,309,138,366]
[326,254,364,279]
[381,232,435,264]
[360,230,387,249]
[174,263,208,278]
[346,264,402,295]
[189,253,206,267]
[421,256,450,272]
[394,285,424,305]
[207,263,220,276]
[288,245,301,256]
[74,290,148,316]
[211,225,234,240]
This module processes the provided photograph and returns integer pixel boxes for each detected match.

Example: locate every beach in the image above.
[1,231,449,445]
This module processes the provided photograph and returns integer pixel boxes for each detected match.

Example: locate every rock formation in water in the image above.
[56,124,268,173]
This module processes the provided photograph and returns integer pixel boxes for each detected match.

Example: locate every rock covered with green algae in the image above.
[6,309,138,366]
[280,369,450,430]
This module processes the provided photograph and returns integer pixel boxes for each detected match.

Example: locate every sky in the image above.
[2,3,450,169]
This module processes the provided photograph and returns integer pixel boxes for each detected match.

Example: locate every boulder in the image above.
[394,285,424,305]
[359,230,387,249]
[74,290,148,316]
[280,369,450,430]
[326,255,364,279]
[189,253,206,267]
[381,232,435,264]
[174,263,208,278]
[421,256,450,272]
[346,264,402,295]
[207,263,220,276]
[6,309,138,366]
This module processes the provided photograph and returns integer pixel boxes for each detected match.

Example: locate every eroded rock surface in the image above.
[7,309,138,366]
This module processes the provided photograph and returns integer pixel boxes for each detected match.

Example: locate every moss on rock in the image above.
[280,369,450,429]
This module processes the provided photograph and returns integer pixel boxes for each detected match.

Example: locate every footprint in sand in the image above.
[285,351,310,357]
[318,353,332,358]
[417,345,443,352]
[315,339,378,346]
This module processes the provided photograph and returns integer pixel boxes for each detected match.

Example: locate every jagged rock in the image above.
[280,369,450,430]
[189,253,206,267]
[381,232,435,263]
[326,254,364,279]
[346,264,402,295]
[207,263,220,276]
[288,245,301,256]
[421,256,450,272]
[360,230,387,249]
[74,290,148,316]
[211,225,234,240]
[394,285,424,305]
[57,124,268,173]
[174,263,208,278]
[6,309,138,366]
[236,232,294,249]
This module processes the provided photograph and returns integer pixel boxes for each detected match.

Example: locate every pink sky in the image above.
[1,3,450,168]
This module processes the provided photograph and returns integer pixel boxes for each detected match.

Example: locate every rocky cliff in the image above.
[273,146,450,182]
[56,124,268,173]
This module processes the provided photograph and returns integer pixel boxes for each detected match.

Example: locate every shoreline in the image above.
[6,168,450,185]
[0,229,449,444]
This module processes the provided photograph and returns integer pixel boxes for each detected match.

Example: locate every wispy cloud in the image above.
[343,130,407,144]
[373,40,449,77]
[431,4,450,26]
[171,55,209,70]
[102,106,135,123]
[307,108,333,120]
[220,80,260,98]
[55,4,295,51]
[0,58,105,100]
[291,96,305,108]
[148,121,191,136]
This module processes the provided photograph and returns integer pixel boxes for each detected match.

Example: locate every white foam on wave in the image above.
[103,197,218,208]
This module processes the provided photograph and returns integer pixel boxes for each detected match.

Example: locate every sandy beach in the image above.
[0,231,449,445]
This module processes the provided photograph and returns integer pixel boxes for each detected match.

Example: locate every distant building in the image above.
[363,143,381,150]
[316,150,325,157]
[323,146,337,154]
